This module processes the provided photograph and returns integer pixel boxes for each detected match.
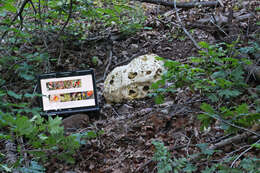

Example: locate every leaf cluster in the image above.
[0,88,99,171]
[152,141,260,173]
[152,41,251,104]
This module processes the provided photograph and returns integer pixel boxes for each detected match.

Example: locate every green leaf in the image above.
[207,94,219,102]
[164,60,180,69]
[190,57,203,63]
[198,41,210,49]
[154,94,164,104]
[7,90,22,99]
[18,160,45,173]
[183,163,197,173]
[71,133,86,145]
[15,116,34,136]
[48,116,63,135]
[211,71,226,79]
[251,143,260,149]
[3,2,16,13]
[235,103,248,115]
[200,103,215,114]
[143,27,153,30]
[218,89,241,99]
[197,113,213,130]
[0,133,11,140]
[84,131,97,139]
[202,166,216,173]
[0,164,12,172]
[20,73,35,80]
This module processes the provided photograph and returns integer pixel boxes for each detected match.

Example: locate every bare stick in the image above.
[203,112,260,137]
[136,160,152,172]
[38,0,43,28]
[231,138,260,168]
[209,132,254,150]
[135,0,220,9]
[103,49,113,82]
[210,16,228,36]
[112,52,144,68]
[173,0,201,50]
[29,0,37,15]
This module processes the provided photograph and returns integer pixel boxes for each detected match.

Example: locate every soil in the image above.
[46,1,260,172]
[2,0,259,172]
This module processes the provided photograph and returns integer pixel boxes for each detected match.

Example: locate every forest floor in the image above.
[46,1,260,172]
[3,0,259,172]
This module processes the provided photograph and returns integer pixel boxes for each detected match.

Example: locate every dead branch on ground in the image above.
[173,0,201,50]
[230,138,260,167]
[135,0,220,9]
[209,132,259,150]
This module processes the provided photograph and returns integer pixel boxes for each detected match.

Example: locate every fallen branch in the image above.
[135,0,220,9]
[245,65,260,82]
[190,132,259,161]
[103,47,113,82]
[173,0,201,50]
[5,140,17,165]
[136,160,153,172]
[209,132,256,150]
[231,138,260,168]
[205,112,260,137]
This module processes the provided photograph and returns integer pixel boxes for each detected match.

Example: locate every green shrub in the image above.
[152,140,260,173]
[151,41,251,104]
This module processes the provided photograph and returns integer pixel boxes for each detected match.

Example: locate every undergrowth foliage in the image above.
[152,141,260,173]
[0,0,144,172]
[0,102,99,172]
[151,41,253,104]
[151,41,260,172]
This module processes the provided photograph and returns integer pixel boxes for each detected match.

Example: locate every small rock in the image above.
[62,114,89,130]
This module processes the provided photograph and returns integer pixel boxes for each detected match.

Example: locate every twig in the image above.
[5,140,17,165]
[57,41,64,65]
[210,15,228,36]
[38,0,43,28]
[18,137,29,167]
[209,132,254,150]
[55,0,73,40]
[135,0,220,9]
[223,145,249,160]
[173,0,201,50]
[103,49,113,82]
[230,138,260,168]
[29,0,37,15]
[112,52,144,68]
[20,148,53,153]
[1,0,30,41]
[136,160,153,172]
[204,112,260,137]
